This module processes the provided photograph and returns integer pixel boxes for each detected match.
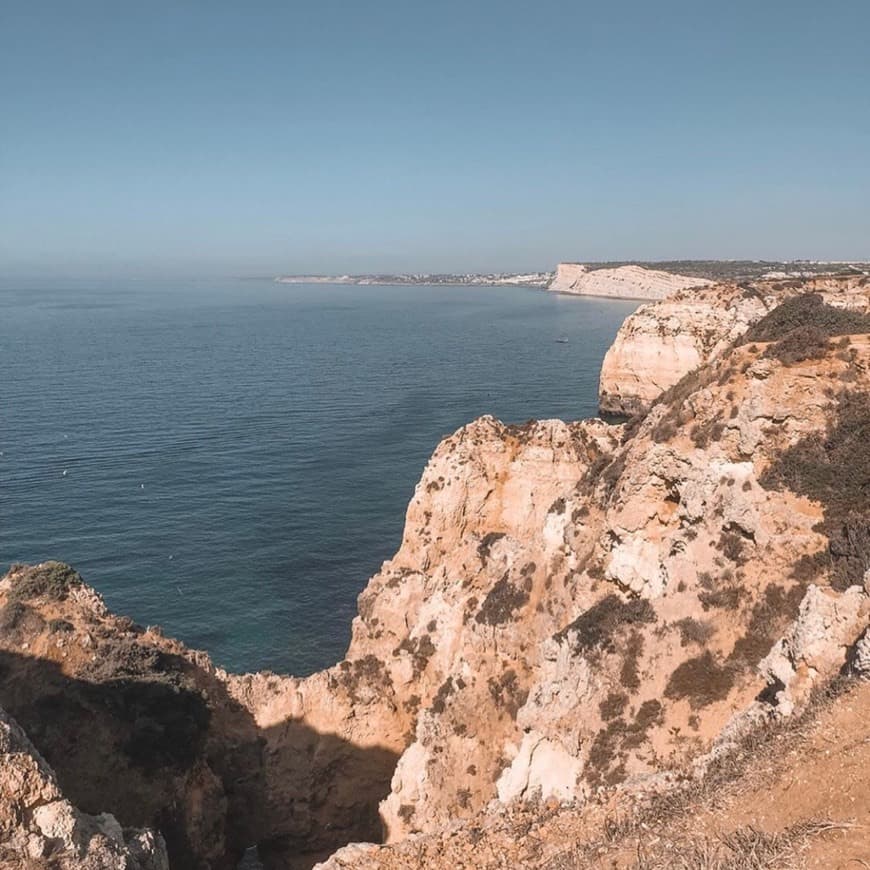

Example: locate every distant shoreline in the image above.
[274,260,870,293]
[273,273,553,288]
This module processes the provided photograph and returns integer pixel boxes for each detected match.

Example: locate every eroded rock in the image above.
[0,705,168,869]
[599,274,870,416]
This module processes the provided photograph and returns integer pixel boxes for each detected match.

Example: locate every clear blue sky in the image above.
[2,0,868,278]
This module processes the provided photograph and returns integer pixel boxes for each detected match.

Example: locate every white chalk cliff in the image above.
[548,263,711,300]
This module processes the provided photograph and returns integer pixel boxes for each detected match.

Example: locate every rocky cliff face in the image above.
[0,562,404,869]
[2,274,869,870]
[599,273,870,416]
[0,703,168,869]
[338,296,870,845]
[548,263,711,300]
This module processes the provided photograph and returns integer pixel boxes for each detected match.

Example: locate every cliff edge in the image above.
[599,273,870,416]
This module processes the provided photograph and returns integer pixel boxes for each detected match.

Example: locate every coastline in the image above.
[2,271,869,870]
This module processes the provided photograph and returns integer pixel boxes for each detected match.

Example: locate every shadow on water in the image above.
[0,645,398,869]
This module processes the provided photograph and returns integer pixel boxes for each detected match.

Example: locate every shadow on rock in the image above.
[0,646,398,869]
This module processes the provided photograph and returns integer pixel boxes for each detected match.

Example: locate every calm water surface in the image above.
[0,280,637,674]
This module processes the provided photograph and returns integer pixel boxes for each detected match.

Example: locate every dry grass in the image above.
[546,817,853,870]
[542,676,862,870]
[628,820,854,870]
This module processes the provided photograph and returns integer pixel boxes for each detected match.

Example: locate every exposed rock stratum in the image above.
[548,263,711,300]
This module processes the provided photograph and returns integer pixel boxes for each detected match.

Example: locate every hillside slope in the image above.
[318,676,870,869]
[599,274,869,416]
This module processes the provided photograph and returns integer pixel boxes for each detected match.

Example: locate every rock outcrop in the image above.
[0,563,403,869]
[0,704,168,869]
[2,273,869,870]
[356,320,870,845]
[548,263,711,300]
[599,273,870,416]
[316,677,870,869]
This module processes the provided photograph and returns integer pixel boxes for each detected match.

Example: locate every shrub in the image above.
[741,294,870,344]
[718,528,751,565]
[760,391,870,589]
[664,652,735,709]
[431,677,456,715]
[763,325,830,365]
[698,583,741,611]
[8,562,82,603]
[475,575,529,625]
[675,617,715,647]
[0,601,29,630]
[620,631,645,690]
[585,699,665,787]
[599,691,629,720]
[477,532,505,562]
[553,595,656,654]
[487,669,528,717]
[394,633,436,674]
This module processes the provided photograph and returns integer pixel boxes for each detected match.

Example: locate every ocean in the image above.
[0,279,637,675]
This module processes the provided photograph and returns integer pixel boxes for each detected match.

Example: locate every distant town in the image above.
[274,272,553,287]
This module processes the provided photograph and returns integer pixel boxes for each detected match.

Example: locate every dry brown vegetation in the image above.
[740,293,870,344]
[542,676,868,870]
[475,574,531,625]
[7,562,82,603]
[553,595,656,654]
[760,390,870,590]
[564,820,852,870]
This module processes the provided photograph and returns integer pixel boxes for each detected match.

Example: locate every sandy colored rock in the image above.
[0,705,168,869]
[0,562,403,869]
[315,678,870,869]
[313,276,870,861]
[761,584,870,714]
[599,273,870,415]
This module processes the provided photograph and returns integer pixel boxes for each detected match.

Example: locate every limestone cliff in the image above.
[0,563,402,869]
[0,703,168,869]
[2,273,869,870]
[548,263,711,300]
[599,273,870,416]
[337,294,870,845]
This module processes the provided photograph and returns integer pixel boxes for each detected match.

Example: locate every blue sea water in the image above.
[0,280,637,675]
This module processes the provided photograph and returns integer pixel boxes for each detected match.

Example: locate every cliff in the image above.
[548,263,712,300]
[0,562,403,868]
[318,676,870,869]
[0,702,168,869]
[2,273,870,869]
[599,273,870,416]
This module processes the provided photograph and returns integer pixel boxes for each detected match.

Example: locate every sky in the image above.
[2,0,869,278]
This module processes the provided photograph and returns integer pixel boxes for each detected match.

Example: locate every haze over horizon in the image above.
[2,0,869,280]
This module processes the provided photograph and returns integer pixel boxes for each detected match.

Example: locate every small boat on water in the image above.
[555,337,569,344]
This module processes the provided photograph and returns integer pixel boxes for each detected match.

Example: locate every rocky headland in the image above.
[2,272,869,869]
[598,273,870,416]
